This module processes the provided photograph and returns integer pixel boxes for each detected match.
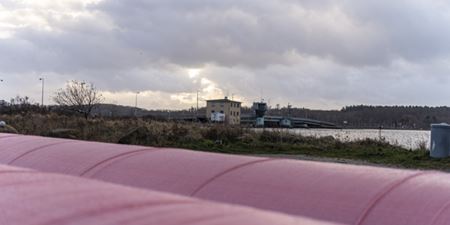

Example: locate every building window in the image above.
[220,104,224,108]
[212,110,215,113]
[220,110,224,113]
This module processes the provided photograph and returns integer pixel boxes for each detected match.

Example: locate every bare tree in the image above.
[54,80,104,119]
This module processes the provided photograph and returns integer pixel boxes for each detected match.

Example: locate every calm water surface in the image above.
[267,129,430,150]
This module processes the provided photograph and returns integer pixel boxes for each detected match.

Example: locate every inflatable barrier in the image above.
[0,164,333,225]
[2,133,450,225]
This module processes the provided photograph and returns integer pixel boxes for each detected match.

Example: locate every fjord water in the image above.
[276,129,430,150]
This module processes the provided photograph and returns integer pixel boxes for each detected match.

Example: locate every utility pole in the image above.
[39,78,44,106]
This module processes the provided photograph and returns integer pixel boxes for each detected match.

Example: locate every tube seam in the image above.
[355,171,432,225]
[190,158,279,197]
[7,140,75,165]
[79,148,160,177]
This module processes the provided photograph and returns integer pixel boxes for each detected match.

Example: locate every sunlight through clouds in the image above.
[187,69,201,79]
[2,0,450,109]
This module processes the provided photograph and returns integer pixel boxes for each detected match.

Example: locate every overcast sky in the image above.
[1,0,450,109]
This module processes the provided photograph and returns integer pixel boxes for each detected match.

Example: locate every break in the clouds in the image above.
[1,0,450,109]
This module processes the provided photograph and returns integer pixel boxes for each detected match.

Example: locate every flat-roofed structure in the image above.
[206,97,241,125]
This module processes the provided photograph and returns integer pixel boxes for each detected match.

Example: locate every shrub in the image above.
[201,125,243,143]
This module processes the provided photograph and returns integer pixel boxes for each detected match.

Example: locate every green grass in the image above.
[173,138,450,171]
[1,113,449,171]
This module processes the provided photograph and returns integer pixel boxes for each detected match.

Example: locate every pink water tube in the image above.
[1,133,450,225]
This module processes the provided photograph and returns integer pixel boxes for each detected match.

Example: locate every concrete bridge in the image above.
[241,115,340,129]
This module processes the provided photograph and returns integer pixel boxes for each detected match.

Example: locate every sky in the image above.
[1,0,450,110]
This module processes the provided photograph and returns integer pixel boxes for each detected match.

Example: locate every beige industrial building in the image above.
[206,98,241,125]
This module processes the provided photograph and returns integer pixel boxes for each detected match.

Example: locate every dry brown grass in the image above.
[0,113,238,145]
[3,113,448,171]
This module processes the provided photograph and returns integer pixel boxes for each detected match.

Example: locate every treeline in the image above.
[268,105,450,129]
[0,96,51,114]
[0,99,205,121]
[1,97,449,129]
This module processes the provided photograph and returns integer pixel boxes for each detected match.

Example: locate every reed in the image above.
[1,113,447,171]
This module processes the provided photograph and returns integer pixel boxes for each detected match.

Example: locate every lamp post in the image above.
[134,91,140,117]
[39,78,44,106]
[196,90,199,120]
[0,79,4,107]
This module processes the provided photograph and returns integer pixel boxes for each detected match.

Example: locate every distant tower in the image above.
[287,103,292,118]
[253,101,267,127]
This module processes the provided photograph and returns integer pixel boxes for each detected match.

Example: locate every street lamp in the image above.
[134,91,140,116]
[39,78,44,106]
[195,90,200,121]
[196,90,199,111]
[135,92,140,108]
[0,80,3,105]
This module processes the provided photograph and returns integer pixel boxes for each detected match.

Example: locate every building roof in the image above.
[206,98,241,104]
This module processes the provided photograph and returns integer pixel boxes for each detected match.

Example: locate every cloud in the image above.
[200,55,450,108]
[94,0,450,67]
[94,0,384,67]
[1,0,450,109]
